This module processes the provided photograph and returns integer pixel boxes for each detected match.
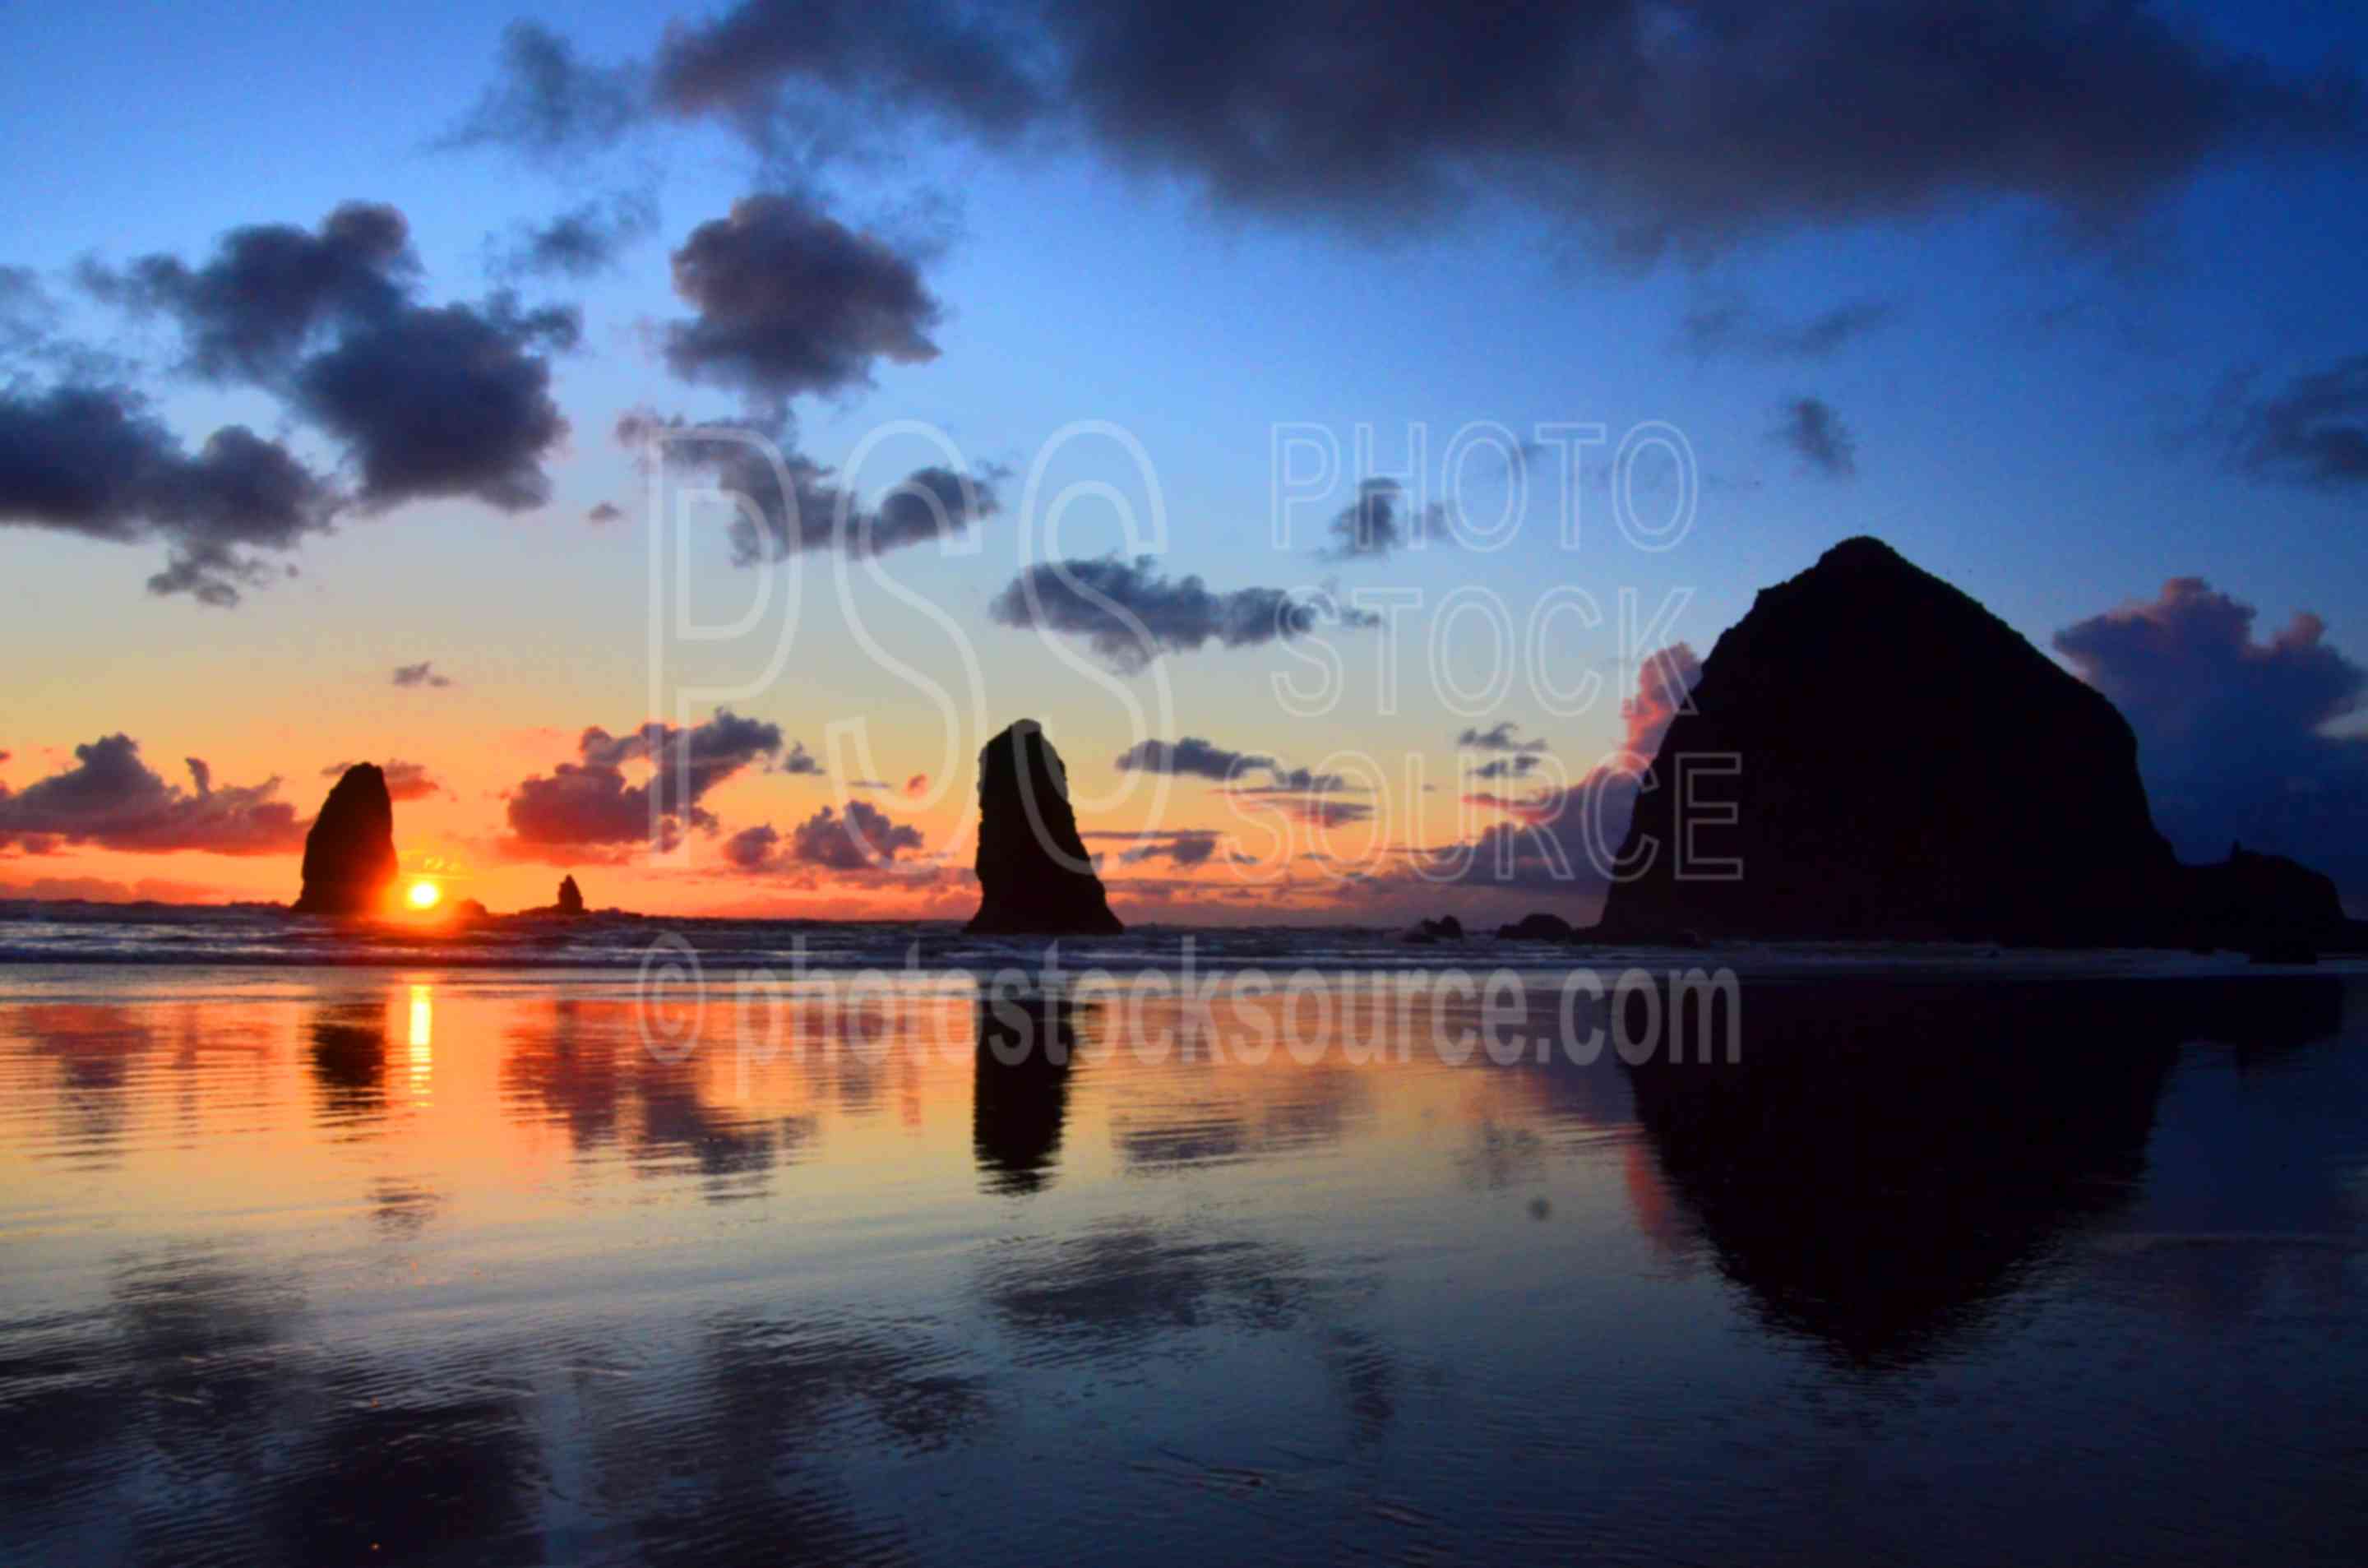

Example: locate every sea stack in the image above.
[292,763,399,916]
[1600,537,2178,944]
[964,719,1123,936]
[557,875,585,915]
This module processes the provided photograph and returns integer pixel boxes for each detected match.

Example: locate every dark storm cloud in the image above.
[2223,354,2368,488]
[294,296,578,511]
[0,734,304,854]
[662,192,942,409]
[391,661,452,688]
[1317,479,1446,561]
[1771,396,1857,478]
[493,192,659,280]
[439,21,645,161]
[988,556,1379,673]
[724,798,925,873]
[2055,578,2368,890]
[616,409,1000,559]
[632,0,2361,254]
[503,709,785,854]
[0,384,337,606]
[79,201,415,382]
[1681,298,1898,360]
[76,201,581,527]
[321,758,444,802]
[1457,720,1549,754]
[1112,736,1273,780]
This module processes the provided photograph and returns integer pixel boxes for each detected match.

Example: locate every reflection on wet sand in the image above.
[1623,976,2346,1366]
[0,969,2364,1565]
[973,995,1081,1196]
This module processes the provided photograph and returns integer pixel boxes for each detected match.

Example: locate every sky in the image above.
[2,0,2366,922]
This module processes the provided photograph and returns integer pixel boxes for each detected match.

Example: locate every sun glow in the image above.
[407,880,442,910]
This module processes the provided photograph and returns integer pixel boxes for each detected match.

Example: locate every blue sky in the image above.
[2,0,2364,915]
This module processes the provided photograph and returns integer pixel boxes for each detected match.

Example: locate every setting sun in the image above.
[406,880,441,910]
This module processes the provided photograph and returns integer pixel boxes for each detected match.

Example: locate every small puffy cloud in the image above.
[776,740,821,775]
[1470,753,1546,780]
[1456,720,1549,755]
[1112,736,1273,781]
[725,798,924,873]
[989,555,1377,673]
[616,409,999,560]
[586,501,623,525]
[502,708,785,857]
[1119,830,1220,867]
[1318,479,1444,561]
[0,733,304,854]
[391,660,451,688]
[662,192,942,409]
[1771,396,1857,479]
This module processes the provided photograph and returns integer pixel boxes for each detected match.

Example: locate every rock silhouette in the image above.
[556,876,585,915]
[1496,912,1575,942]
[1599,536,2354,945]
[964,720,1123,936]
[292,764,398,916]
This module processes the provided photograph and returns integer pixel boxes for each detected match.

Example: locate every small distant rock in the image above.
[1496,912,1575,942]
[964,720,1124,937]
[557,875,585,915]
[1404,915,1465,943]
[292,764,398,916]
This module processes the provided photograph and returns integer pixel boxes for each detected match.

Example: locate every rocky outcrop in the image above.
[1403,915,1465,943]
[1496,911,1577,942]
[964,720,1123,937]
[557,876,585,915]
[1598,539,2356,946]
[292,764,400,916]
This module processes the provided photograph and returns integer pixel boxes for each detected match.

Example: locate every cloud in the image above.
[776,740,822,775]
[724,798,924,873]
[1318,479,1444,561]
[438,21,644,162]
[294,295,577,511]
[493,191,659,280]
[2054,578,2368,890]
[391,661,451,688]
[2222,354,2368,489]
[1771,396,1857,479]
[1470,753,1546,780]
[1457,720,1549,754]
[0,384,336,605]
[80,201,415,382]
[662,192,941,409]
[322,758,444,803]
[903,772,927,797]
[81,201,581,521]
[1450,644,1702,897]
[0,733,304,854]
[502,709,785,856]
[616,409,999,560]
[634,0,2359,255]
[586,501,623,525]
[1681,298,1897,360]
[1113,736,1273,781]
[1119,830,1219,867]
[988,555,1378,673]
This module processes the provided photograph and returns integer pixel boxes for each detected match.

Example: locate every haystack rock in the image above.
[964,720,1123,937]
[557,876,585,915]
[292,763,399,916]
[1600,537,2179,944]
